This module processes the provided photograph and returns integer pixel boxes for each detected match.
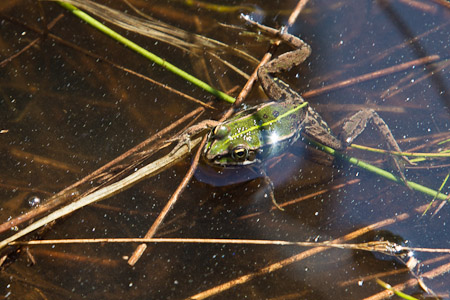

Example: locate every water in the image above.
[1,0,449,299]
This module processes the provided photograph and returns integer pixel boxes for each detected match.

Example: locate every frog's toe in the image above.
[168,134,192,156]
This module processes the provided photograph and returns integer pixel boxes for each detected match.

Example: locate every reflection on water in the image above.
[1,0,449,299]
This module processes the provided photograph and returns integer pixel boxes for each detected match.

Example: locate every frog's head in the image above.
[203,124,260,167]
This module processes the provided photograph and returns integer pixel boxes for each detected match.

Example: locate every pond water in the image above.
[1,0,450,299]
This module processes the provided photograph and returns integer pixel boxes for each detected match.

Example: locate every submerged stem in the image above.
[58,1,236,104]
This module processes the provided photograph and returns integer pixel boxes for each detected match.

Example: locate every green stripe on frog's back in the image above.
[228,101,309,141]
[204,101,309,165]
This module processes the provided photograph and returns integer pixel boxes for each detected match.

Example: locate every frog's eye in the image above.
[213,125,229,139]
[231,146,248,162]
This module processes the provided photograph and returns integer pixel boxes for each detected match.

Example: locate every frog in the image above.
[175,17,409,209]
[204,17,409,170]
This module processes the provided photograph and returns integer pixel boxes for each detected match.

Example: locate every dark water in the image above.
[1,0,449,299]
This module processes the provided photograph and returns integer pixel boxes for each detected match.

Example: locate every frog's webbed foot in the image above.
[339,108,413,186]
[167,120,219,155]
[242,15,312,74]
[241,14,310,51]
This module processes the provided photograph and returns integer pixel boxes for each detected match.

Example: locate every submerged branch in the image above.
[0,137,202,251]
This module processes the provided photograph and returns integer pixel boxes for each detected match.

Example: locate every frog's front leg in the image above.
[256,167,284,211]
[168,119,220,155]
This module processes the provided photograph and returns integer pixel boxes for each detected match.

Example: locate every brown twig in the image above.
[287,0,310,26]
[127,135,209,265]
[0,14,64,67]
[240,179,361,220]
[302,55,440,99]
[1,13,214,109]
[0,135,203,251]
[430,0,450,9]
[0,106,205,234]
[189,212,410,299]
[10,238,450,255]
[362,261,450,300]
[227,50,275,119]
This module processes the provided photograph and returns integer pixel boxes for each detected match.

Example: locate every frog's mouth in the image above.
[203,140,261,167]
[204,154,261,168]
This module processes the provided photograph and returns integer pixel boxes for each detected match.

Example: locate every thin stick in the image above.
[229,52,273,117]
[0,38,39,67]
[127,135,208,266]
[0,137,202,251]
[364,261,450,300]
[287,0,310,26]
[10,238,450,255]
[0,14,64,67]
[302,55,440,98]
[188,213,410,299]
[0,107,205,234]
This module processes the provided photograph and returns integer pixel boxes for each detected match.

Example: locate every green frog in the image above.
[204,17,407,172]
[175,18,409,209]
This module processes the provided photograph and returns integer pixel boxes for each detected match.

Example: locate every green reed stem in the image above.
[58,1,236,104]
[311,140,449,201]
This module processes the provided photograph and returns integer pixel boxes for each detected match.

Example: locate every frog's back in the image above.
[225,101,308,156]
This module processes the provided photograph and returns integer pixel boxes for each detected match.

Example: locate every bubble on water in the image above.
[27,195,41,207]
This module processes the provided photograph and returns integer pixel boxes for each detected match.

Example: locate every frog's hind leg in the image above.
[257,38,311,101]
[258,32,311,76]
[242,15,310,52]
[243,16,311,101]
[339,109,407,156]
[339,109,413,185]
